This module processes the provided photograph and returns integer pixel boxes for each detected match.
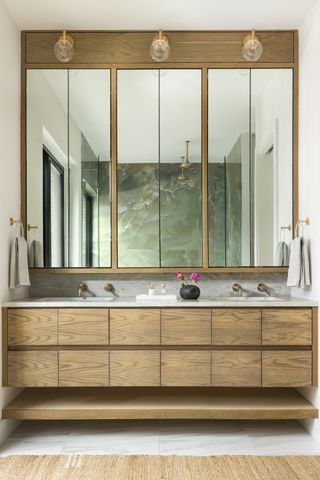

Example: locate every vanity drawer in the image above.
[161,309,211,345]
[212,351,261,387]
[8,351,58,387]
[110,309,160,345]
[110,351,160,386]
[8,309,58,346]
[58,309,109,345]
[262,309,312,345]
[212,309,261,345]
[262,351,312,387]
[59,351,109,387]
[161,351,211,386]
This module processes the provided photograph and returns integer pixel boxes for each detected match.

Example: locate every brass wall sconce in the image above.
[54,30,75,63]
[242,30,263,62]
[149,30,170,62]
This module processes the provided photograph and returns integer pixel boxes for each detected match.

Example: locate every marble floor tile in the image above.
[1,420,320,457]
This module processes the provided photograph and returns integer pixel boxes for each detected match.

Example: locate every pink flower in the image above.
[176,272,185,281]
[190,272,200,283]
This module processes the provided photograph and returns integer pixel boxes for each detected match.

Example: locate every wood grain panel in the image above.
[161,309,211,345]
[110,350,160,386]
[8,308,58,346]
[59,350,109,387]
[262,309,312,345]
[3,387,318,420]
[212,309,261,345]
[110,309,160,345]
[58,309,109,345]
[312,307,318,387]
[8,351,58,387]
[212,351,261,387]
[2,308,8,386]
[161,351,211,386]
[25,31,294,65]
[262,351,312,387]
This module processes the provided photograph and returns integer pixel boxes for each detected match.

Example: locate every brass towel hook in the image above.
[27,224,38,231]
[9,217,21,226]
[299,217,311,226]
[281,224,292,231]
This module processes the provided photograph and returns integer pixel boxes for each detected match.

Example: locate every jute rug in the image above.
[0,455,320,480]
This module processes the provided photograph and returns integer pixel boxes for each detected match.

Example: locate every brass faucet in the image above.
[78,283,88,297]
[104,283,119,297]
[232,283,243,297]
[257,283,273,296]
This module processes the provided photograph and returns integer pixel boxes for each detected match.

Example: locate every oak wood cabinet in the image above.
[3,306,317,389]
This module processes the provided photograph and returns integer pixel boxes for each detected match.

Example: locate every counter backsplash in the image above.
[29,272,290,298]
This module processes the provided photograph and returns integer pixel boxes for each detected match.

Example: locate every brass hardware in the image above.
[257,283,273,296]
[54,30,75,63]
[232,283,243,297]
[242,29,263,62]
[9,217,21,226]
[181,140,192,169]
[27,224,38,231]
[281,225,292,231]
[149,30,170,62]
[299,217,311,226]
[77,283,88,297]
[104,283,119,297]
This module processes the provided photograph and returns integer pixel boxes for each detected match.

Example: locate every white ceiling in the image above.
[3,0,316,30]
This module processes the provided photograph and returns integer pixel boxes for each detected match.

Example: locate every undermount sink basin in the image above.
[217,296,284,302]
[36,297,117,302]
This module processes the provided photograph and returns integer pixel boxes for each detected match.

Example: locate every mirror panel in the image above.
[26,69,111,268]
[27,70,68,268]
[251,69,293,267]
[69,69,111,267]
[208,68,293,267]
[159,69,202,267]
[208,69,250,266]
[117,69,160,267]
[26,67,294,270]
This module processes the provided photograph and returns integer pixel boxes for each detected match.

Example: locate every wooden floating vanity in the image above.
[2,302,319,420]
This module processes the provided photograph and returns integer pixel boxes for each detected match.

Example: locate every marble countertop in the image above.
[2,296,318,308]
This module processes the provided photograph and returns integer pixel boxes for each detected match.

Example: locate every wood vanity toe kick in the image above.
[2,388,318,421]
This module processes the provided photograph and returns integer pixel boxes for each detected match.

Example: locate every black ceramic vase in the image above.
[180,285,200,300]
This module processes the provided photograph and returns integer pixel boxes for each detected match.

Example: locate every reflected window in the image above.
[43,148,65,267]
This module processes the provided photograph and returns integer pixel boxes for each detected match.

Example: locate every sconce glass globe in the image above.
[242,30,263,62]
[54,30,75,63]
[150,30,170,62]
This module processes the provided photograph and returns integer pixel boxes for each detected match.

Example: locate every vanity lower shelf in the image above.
[3,387,317,421]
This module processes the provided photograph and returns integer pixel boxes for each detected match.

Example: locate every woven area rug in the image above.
[1,455,320,480]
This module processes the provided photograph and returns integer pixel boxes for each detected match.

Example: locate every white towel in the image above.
[29,240,44,268]
[9,224,30,288]
[287,224,311,288]
[287,237,301,286]
[301,238,311,287]
[276,241,290,267]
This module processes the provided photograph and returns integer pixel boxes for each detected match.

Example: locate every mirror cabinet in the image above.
[23,31,296,271]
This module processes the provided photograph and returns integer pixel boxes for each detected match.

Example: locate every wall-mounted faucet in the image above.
[104,283,119,297]
[232,283,243,297]
[257,283,273,296]
[78,283,88,298]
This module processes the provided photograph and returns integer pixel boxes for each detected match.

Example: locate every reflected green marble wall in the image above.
[118,163,202,267]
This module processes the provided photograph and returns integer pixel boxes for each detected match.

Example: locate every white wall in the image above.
[295,0,320,442]
[0,0,28,444]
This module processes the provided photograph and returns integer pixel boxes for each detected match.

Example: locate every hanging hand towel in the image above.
[9,223,30,288]
[29,240,44,268]
[287,223,302,287]
[300,237,311,287]
[276,241,290,266]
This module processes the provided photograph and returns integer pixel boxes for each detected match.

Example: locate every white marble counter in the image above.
[2,296,318,308]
